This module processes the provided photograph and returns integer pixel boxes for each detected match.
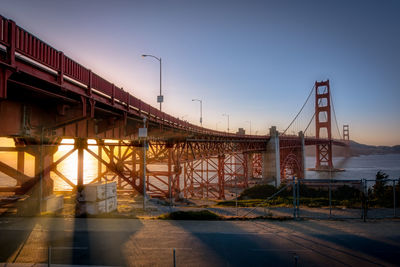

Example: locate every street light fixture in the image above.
[222,113,230,133]
[245,120,252,135]
[192,99,202,126]
[142,54,163,111]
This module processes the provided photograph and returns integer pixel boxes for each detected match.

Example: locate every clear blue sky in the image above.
[1,0,399,145]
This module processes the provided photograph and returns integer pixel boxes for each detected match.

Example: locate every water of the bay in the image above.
[305,154,400,181]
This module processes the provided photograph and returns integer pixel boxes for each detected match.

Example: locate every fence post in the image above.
[293,176,296,219]
[173,248,176,267]
[393,179,396,218]
[48,245,51,267]
[397,178,400,217]
[329,179,332,218]
[363,179,367,222]
[296,179,300,219]
[360,179,363,219]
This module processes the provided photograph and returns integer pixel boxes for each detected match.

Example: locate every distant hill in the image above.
[305,140,400,157]
[347,141,400,156]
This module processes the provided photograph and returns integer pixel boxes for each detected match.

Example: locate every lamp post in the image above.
[222,113,230,133]
[245,120,252,135]
[192,99,202,126]
[142,54,163,111]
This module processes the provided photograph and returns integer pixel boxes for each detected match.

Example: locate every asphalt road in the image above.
[0,217,399,266]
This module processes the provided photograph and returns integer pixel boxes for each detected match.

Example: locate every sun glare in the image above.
[52,138,100,191]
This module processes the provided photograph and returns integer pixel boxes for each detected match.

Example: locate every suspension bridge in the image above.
[0,15,349,208]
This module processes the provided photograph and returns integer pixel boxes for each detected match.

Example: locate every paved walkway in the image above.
[123,198,400,220]
[0,217,399,266]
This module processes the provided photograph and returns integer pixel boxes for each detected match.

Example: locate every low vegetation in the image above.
[218,171,399,209]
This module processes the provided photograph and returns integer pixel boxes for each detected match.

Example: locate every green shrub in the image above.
[239,184,279,199]
[159,210,220,220]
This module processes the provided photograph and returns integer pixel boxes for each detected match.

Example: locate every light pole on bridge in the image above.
[192,99,202,127]
[142,54,163,111]
[222,113,230,133]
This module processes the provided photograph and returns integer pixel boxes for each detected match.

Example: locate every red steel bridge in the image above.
[0,15,348,204]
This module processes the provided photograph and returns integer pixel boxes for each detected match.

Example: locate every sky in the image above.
[1,0,399,146]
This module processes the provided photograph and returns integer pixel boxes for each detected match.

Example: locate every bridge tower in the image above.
[343,125,349,143]
[315,80,333,170]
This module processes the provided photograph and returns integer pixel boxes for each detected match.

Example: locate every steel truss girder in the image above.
[0,137,265,200]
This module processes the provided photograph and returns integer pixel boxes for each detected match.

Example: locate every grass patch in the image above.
[159,210,220,220]
[217,198,362,208]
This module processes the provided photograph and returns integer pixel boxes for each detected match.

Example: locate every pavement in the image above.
[0,217,399,266]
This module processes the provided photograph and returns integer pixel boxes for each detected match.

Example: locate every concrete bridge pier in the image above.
[262,126,281,187]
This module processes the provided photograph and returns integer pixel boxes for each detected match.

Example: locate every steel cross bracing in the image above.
[0,15,348,201]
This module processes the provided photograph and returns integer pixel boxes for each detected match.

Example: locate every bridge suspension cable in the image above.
[304,84,328,136]
[303,112,315,135]
[282,85,315,135]
[330,91,343,140]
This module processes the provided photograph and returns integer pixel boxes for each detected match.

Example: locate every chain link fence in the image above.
[240,177,400,220]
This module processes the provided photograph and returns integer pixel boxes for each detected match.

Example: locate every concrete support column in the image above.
[34,144,55,197]
[262,126,281,187]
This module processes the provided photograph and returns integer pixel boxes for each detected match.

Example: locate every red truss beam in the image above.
[223,152,248,188]
[252,153,262,178]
